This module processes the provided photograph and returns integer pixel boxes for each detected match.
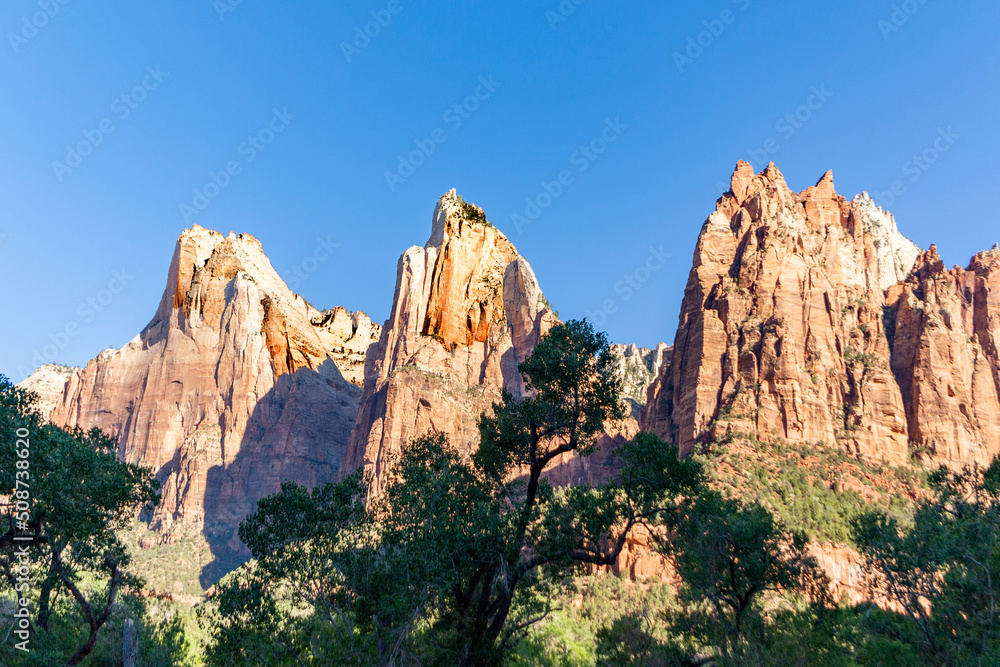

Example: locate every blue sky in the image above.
[2,1,998,381]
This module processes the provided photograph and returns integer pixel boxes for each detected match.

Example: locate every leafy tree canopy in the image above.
[853,457,1000,665]
[0,376,161,665]
[205,320,704,666]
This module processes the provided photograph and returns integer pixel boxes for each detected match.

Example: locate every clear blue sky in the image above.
[2,1,998,381]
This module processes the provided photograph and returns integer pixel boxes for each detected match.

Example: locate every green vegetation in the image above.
[0,376,194,665]
[462,202,492,227]
[844,346,880,369]
[202,321,702,665]
[195,320,995,664]
[539,292,560,319]
[666,490,830,661]
[511,459,1000,665]
[5,318,997,664]
[454,192,494,228]
[853,459,1000,665]
[510,574,682,666]
[617,357,656,405]
[698,435,920,545]
[123,521,212,598]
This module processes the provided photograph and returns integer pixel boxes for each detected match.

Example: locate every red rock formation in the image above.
[340,191,561,493]
[643,160,1000,474]
[340,191,657,493]
[886,245,1000,467]
[808,542,870,606]
[643,162,916,464]
[31,226,379,547]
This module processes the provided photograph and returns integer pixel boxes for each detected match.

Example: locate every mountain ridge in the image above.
[17,162,1000,593]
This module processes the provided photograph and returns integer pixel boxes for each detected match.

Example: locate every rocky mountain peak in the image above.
[343,190,639,496]
[645,161,1000,473]
[421,190,520,349]
[645,162,922,462]
[342,192,561,491]
[28,224,379,584]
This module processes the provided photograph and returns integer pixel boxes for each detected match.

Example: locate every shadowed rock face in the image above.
[29,225,379,546]
[642,161,1000,470]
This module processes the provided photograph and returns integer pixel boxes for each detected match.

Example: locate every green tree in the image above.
[0,376,162,665]
[206,320,704,665]
[665,491,829,662]
[202,471,393,665]
[853,457,1000,665]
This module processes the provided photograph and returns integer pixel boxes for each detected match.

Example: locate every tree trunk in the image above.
[123,618,138,667]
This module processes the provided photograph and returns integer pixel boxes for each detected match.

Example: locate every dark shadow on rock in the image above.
[199,358,360,588]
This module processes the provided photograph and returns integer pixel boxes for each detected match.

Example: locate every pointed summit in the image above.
[33,224,380,575]
[809,169,837,200]
[816,169,834,188]
[762,161,785,183]
[730,160,755,202]
[645,160,924,462]
[342,192,567,494]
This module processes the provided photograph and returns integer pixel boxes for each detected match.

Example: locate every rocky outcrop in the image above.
[609,343,671,405]
[643,162,915,464]
[885,245,1000,467]
[341,191,563,493]
[37,226,379,552]
[808,542,869,606]
[18,364,78,418]
[852,193,921,291]
[642,160,1000,472]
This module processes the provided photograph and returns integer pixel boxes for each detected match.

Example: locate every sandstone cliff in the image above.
[886,244,1000,468]
[18,364,78,418]
[32,226,379,558]
[642,160,1000,472]
[341,191,563,493]
[643,162,917,464]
